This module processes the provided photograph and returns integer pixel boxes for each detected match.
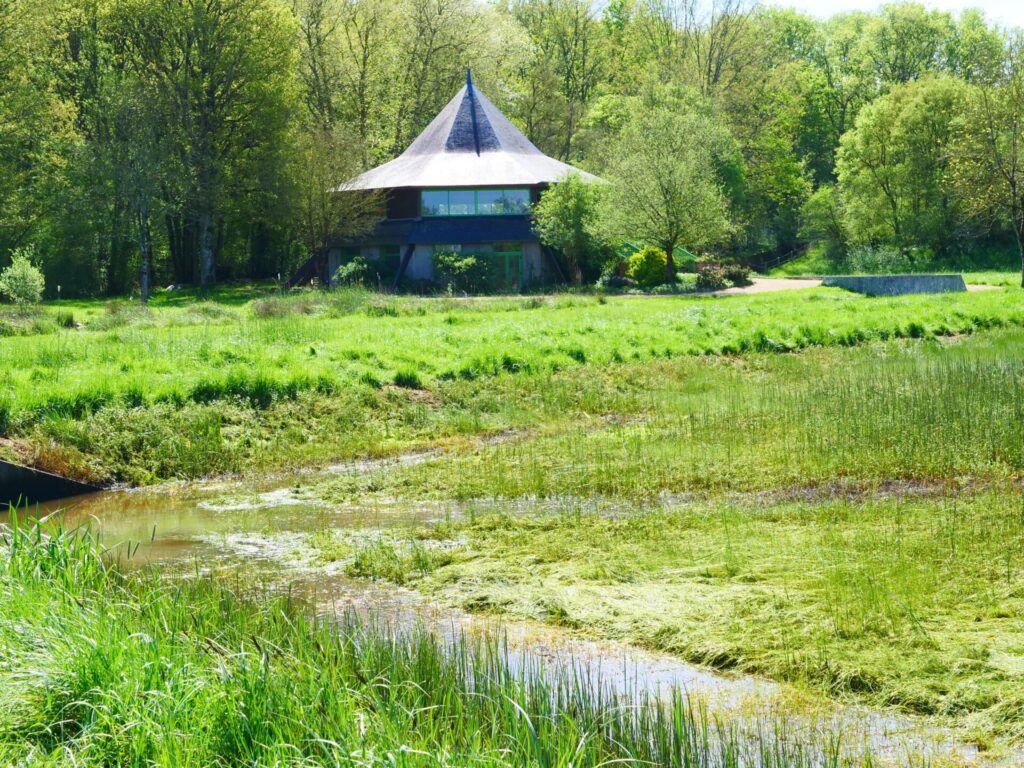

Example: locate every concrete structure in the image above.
[822,274,967,296]
[292,71,597,291]
[0,459,100,505]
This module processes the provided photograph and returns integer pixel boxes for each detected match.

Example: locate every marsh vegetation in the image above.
[3,284,1024,765]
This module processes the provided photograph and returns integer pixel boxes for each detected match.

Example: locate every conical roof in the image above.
[341,73,598,190]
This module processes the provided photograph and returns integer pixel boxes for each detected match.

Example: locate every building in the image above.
[295,72,597,291]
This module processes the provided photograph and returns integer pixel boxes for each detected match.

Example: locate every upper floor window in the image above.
[421,188,531,217]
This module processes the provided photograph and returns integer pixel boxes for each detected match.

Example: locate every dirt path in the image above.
[710,277,822,295]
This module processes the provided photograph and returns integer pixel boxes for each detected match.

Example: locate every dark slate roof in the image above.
[358,216,539,246]
[342,72,598,190]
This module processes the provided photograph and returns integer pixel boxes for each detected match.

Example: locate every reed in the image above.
[0,520,871,767]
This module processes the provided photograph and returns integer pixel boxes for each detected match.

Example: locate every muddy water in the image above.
[14,475,1014,767]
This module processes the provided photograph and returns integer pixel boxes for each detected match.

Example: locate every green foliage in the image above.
[722,264,753,287]
[332,255,368,286]
[843,245,904,273]
[533,173,608,283]
[432,250,496,293]
[0,247,45,305]
[837,75,971,255]
[799,185,848,262]
[625,246,668,288]
[603,107,735,281]
[695,266,728,292]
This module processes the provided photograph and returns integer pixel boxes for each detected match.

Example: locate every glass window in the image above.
[476,189,505,215]
[421,189,532,216]
[421,190,448,216]
[502,189,531,214]
[448,190,475,215]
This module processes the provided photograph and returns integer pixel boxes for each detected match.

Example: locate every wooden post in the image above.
[392,244,416,291]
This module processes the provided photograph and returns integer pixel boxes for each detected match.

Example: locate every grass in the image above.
[314,329,1024,500]
[362,490,1024,745]
[4,284,1024,484]
[0,519,874,767]
[291,329,1024,746]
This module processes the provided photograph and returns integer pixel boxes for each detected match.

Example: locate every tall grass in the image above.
[0,520,871,767]
[328,333,1024,500]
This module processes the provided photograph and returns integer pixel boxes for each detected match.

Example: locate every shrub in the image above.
[333,256,368,286]
[55,310,76,328]
[695,266,728,292]
[0,247,45,305]
[432,250,496,293]
[625,246,668,288]
[252,295,316,318]
[722,264,753,287]
[844,245,918,274]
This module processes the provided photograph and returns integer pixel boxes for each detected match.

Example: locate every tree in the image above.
[120,0,299,287]
[294,127,380,263]
[955,33,1024,286]
[509,0,606,160]
[602,107,734,281]
[837,75,969,254]
[799,184,848,261]
[533,172,606,283]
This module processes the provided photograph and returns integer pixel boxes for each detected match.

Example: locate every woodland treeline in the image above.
[2,0,1024,296]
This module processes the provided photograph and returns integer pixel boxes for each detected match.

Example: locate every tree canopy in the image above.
[2,0,1024,294]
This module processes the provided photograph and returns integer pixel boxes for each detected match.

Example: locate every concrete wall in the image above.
[0,459,100,505]
[822,274,967,296]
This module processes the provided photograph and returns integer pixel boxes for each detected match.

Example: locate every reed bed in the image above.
[322,330,1024,500]
[0,520,873,767]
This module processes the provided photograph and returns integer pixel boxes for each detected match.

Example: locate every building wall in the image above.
[330,240,550,289]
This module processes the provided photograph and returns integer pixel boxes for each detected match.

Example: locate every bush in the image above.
[722,264,753,287]
[432,250,496,293]
[333,256,368,286]
[844,245,919,274]
[0,246,45,305]
[695,266,728,292]
[625,246,669,288]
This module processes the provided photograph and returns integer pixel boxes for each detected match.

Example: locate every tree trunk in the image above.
[665,243,677,283]
[136,206,151,304]
[198,208,214,287]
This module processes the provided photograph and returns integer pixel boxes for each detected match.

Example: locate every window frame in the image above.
[420,188,532,217]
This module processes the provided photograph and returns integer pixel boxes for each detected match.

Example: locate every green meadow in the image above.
[4,282,1024,762]
[2,284,1024,484]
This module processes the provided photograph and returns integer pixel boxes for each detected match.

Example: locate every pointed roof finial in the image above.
[466,68,474,92]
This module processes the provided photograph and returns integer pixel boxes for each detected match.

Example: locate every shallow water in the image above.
[9,475,1016,767]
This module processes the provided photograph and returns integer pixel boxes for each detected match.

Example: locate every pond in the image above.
[10,468,1014,768]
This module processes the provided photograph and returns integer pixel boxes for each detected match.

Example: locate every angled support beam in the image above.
[541,245,569,284]
[392,244,416,291]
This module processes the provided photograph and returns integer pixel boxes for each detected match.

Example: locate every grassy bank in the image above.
[0,521,871,767]
[3,284,1024,484]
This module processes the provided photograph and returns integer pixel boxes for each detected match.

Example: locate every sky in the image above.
[766,0,1024,29]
